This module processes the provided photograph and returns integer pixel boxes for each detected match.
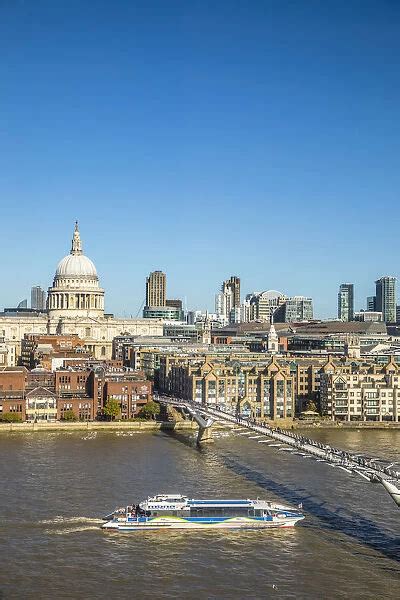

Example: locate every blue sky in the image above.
[1,1,399,318]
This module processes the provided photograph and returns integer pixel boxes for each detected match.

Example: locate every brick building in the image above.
[0,362,152,422]
[0,367,27,420]
[21,334,89,370]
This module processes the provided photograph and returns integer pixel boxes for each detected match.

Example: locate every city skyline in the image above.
[1,2,399,317]
[0,222,397,320]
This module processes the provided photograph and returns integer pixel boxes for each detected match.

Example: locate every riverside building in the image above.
[0,362,153,422]
[320,358,400,422]
[162,354,295,421]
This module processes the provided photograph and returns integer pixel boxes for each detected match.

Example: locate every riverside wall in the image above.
[0,421,199,433]
[0,419,399,433]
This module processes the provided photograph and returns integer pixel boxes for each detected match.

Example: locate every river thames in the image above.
[1,428,399,599]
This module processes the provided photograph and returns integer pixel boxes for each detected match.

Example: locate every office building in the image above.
[215,276,241,323]
[354,311,383,323]
[375,276,396,323]
[367,296,376,311]
[248,290,287,322]
[143,306,182,321]
[338,284,354,322]
[166,299,184,320]
[146,271,166,308]
[31,286,46,311]
[282,296,314,322]
[223,276,241,308]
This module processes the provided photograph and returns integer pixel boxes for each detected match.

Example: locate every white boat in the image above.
[102,494,305,531]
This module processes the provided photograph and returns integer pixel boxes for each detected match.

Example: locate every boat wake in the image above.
[39,516,103,535]
[45,525,100,535]
[39,516,103,525]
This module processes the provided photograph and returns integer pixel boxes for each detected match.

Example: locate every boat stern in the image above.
[102,520,121,530]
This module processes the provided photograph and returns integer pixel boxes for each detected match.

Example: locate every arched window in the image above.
[101,346,106,356]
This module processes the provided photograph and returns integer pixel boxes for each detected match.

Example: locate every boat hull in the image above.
[102,515,304,531]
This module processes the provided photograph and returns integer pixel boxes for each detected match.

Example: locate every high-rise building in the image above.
[367,296,376,311]
[146,271,166,308]
[337,283,354,322]
[31,286,46,310]
[375,276,396,323]
[215,276,240,324]
[215,289,233,322]
[222,276,241,308]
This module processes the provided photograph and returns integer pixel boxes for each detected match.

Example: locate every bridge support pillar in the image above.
[197,424,213,445]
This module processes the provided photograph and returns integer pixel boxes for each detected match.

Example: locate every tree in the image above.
[103,398,121,421]
[137,401,160,421]
[0,412,22,423]
[61,410,77,421]
[305,400,318,413]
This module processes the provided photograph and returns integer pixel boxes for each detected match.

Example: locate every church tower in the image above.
[267,320,279,354]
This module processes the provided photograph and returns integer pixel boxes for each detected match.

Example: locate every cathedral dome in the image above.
[48,222,105,319]
[55,253,98,278]
[53,222,98,280]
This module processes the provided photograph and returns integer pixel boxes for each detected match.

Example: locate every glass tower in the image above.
[375,277,396,323]
[338,283,354,321]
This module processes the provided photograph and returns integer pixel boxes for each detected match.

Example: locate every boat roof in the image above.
[188,499,253,506]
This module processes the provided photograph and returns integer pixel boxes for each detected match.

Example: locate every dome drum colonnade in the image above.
[47,291,104,311]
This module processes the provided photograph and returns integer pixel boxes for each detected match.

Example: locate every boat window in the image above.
[155,510,178,516]
[190,507,252,517]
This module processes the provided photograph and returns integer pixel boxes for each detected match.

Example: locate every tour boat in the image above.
[102,494,305,531]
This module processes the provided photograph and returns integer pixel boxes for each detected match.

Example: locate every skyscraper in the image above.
[146,271,166,307]
[337,283,354,322]
[222,276,241,308]
[31,286,46,310]
[375,276,396,323]
[215,276,241,323]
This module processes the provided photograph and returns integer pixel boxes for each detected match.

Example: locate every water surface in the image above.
[1,428,399,599]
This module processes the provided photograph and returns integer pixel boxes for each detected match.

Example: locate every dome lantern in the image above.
[71,221,83,255]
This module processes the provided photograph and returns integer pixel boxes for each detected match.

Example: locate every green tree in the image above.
[0,412,22,423]
[137,401,160,420]
[305,400,318,413]
[103,398,121,421]
[61,410,77,421]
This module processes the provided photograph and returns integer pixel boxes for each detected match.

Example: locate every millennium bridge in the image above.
[157,394,400,509]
